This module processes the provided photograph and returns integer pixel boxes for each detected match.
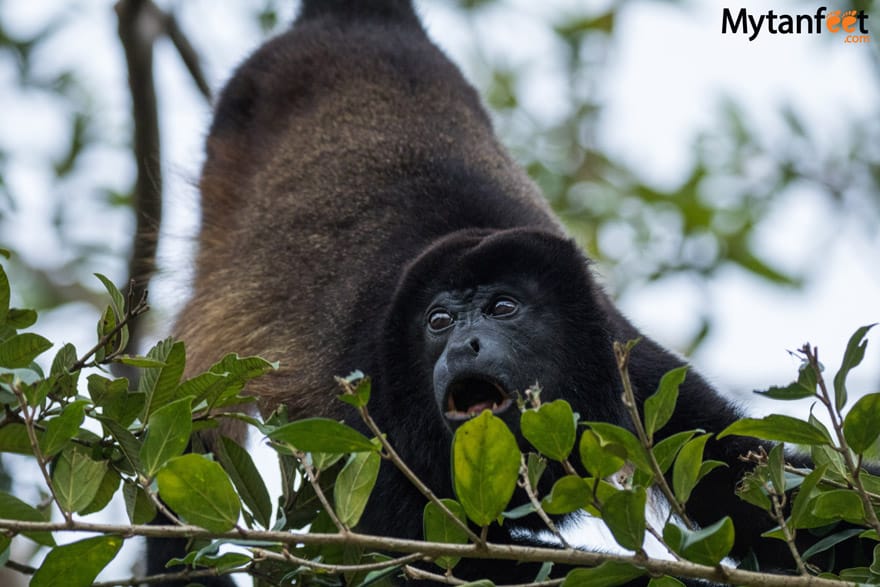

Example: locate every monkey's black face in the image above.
[422,281,561,434]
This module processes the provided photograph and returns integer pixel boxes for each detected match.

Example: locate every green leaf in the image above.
[811,443,847,481]
[140,396,193,477]
[48,342,79,399]
[168,549,252,572]
[210,353,278,380]
[584,422,652,472]
[206,354,277,407]
[541,475,590,515]
[736,467,771,512]
[6,308,37,329]
[334,449,381,527]
[95,300,128,361]
[811,489,865,523]
[0,333,52,368]
[114,355,167,368]
[31,535,123,587]
[663,517,735,566]
[79,469,121,516]
[644,366,687,441]
[653,430,698,474]
[94,273,126,319]
[521,399,577,461]
[310,451,344,471]
[844,393,880,454]
[755,361,819,401]
[156,454,240,532]
[215,436,272,529]
[527,452,546,490]
[789,465,828,529]
[176,371,229,406]
[0,422,39,454]
[0,264,8,325]
[562,562,644,587]
[138,338,186,421]
[502,502,536,520]
[839,567,879,583]
[93,378,143,430]
[871,543,880,575]
[648,578,685,587]
[834,324,876,411]
[718,415,830,445]
[602,487,647,551]
[52,445,108,514]
[423,499,469,570]
[269,418,377,454]
[40,400,88,457]
[579,429,625,479]
[123,481,156,525]
[0,491,55,546]
[452,410,520,526]
[767,443,786,496]
[802,528,864,562]
[808,412,834,445]
[672,434,711,504]
[338,374,372,409]
[635,430,698,487]
[98,416,143,473]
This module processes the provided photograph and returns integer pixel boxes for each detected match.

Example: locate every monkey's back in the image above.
[175,5,559,418]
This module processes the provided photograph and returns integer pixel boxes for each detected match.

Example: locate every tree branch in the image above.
[115,0,163,362]
[0,518,854,587]
[159,6,212,100]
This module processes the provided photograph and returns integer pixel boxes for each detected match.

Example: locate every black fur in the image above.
[152,1,864,585]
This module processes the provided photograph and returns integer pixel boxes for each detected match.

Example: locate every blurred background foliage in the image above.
[0,0,878,357]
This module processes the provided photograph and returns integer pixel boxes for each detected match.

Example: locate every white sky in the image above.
[0,0,879,579]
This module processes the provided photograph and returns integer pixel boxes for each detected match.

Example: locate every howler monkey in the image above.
[150,1,861,584]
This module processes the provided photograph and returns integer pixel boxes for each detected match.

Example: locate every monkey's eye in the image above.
[427,309,454,332]
[489,298,518,317]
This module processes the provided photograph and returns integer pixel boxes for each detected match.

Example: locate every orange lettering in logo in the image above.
[826,9,842,32]
[842,10,858,33]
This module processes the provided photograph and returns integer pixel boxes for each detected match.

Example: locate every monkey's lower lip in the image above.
[444,377,513,421]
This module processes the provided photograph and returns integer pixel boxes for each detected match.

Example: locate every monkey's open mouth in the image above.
[444,376,513,421]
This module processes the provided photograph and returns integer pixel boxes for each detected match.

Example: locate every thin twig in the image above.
[741,456,880,501]
[256,547,425,573]
[159,5,212,100]
[337,377,484,546]
[92,567,242,586]
[138,474,183,526]
[297,451,347,532]
[70,287,149,371]
[807,344,880,536]
[404,565,465,585]
[613,341,696,530]
[518,454,570,548]
[404,564,567,587]
[11,386,70,523]
[767,488,808,575]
